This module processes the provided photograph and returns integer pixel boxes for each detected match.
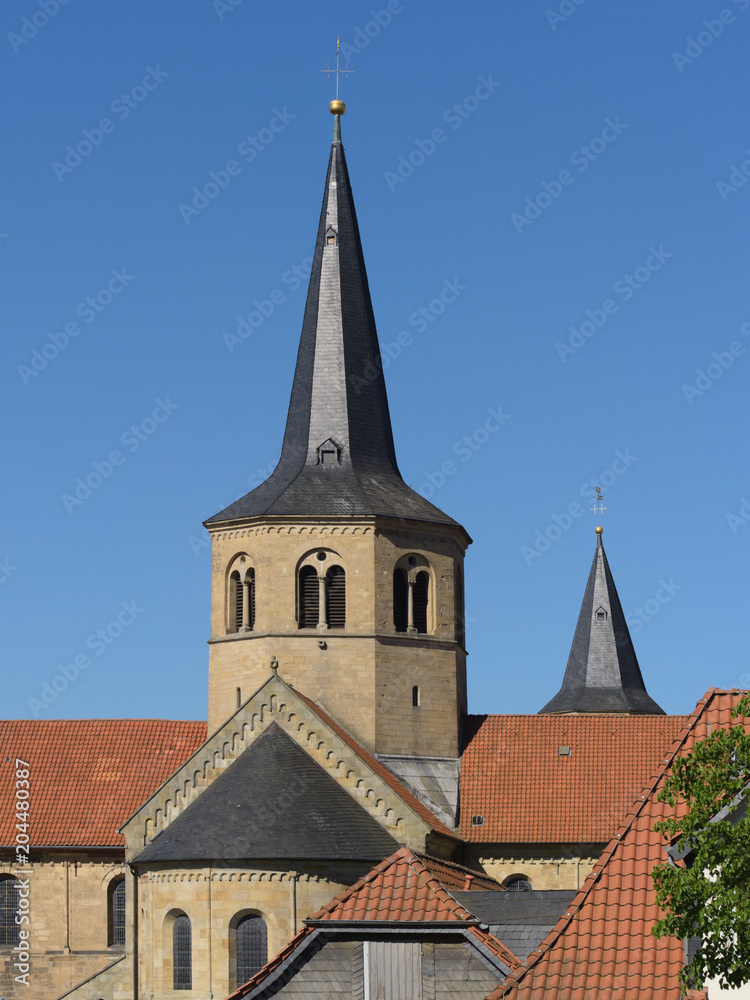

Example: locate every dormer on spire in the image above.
[539,529,665,715]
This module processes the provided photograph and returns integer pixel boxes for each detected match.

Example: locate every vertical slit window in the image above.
[0,878,20,946]
[109,878,126,947]
[413,571,429,634]
[393,569,408,633]
[299,566,319,628]
[173,913,192,990]
[412,685,420,707]
[455,566,465,646]
[245,569,256,630]
[231,571,242,632]
[236,914,268,986]
[326,566,346,628]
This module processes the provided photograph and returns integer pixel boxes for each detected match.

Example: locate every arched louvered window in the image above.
[413,571,429,634]
[0,877,20,946]
[245,569,256,630]
[393,569,408,633]
[231,571,242,632]
[326,566,345,628]
[236,914,268,986]
[173,913,192,990]
[108,877,126,946]
[299,565,319,628]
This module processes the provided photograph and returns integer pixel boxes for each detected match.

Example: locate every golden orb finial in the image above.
[595,525,604,535]
[329,99,346,116]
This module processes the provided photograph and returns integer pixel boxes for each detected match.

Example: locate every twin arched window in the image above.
[393,559,430,634]
[230,569,256,632]
[0,876,20,946]
[298,559,345,629]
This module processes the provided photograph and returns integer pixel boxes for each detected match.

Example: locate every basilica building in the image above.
[1,100,732,1000]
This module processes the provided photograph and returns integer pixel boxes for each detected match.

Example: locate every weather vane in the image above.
[591,486,607,525]
[320,38,355,101]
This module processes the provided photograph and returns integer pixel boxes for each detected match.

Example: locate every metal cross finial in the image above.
[320,38,355,100]
[591,486,607,516]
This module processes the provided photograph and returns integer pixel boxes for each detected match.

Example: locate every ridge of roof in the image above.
[205,124,462,530]
[540,532,665,715]
[485,688,745,1000]
[295,689,459,840]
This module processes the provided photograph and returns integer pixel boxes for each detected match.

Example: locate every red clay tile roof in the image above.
[295,690,459,840]
[486,690,748,1000]
[308,848,504,924]
[461,712,688,843]
[227,848,519,999]
[0,719,206,847]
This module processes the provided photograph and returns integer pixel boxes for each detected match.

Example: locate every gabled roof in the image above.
[133,722,398,863]
[0,719,206,847]
[460,712,688,843]
[540,530,664,714]
[205,119,463,531]
[487,689,748,1000]
[121,672,457,862]
[227,848,520,999]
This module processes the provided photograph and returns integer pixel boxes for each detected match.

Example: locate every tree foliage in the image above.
[652,694,750,993]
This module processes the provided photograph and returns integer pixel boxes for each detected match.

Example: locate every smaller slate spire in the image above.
[539,528,664,715]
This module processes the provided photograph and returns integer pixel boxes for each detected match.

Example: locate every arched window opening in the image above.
[108,877,126,947]
[412,685,420,707]
[393,569,408,632]
[173,913,192,990]
[299,566,319,628]
[504,876,532,892]
[0,877,20,946]
[231,571,242,632]
[413,571,429,634]
[326,566,346,628]
[229,565,256,633]
[236,914,268,987]
[245,569,256,630]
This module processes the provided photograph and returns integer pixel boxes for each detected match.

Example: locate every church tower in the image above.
[204,102,470,757]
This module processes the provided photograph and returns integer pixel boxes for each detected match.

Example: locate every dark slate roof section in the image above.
[539,532,665,715]
[452,890,577,963]
[206,125,461,528]
[133,723,398,863]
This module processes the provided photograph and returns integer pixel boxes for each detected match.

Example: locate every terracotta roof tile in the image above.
[485,689,748,1000]
[461,712,687,843]
[227,848,519,999]
[0,719,206,847]
[295,690,458,840]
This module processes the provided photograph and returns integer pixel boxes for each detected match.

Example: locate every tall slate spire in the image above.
[207,109,459,528]
[539,529,664,714]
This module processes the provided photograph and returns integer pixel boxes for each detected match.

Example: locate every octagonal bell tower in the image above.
[204,103,471,757]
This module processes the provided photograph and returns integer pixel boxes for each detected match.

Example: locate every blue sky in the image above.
[3,0,749,723]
